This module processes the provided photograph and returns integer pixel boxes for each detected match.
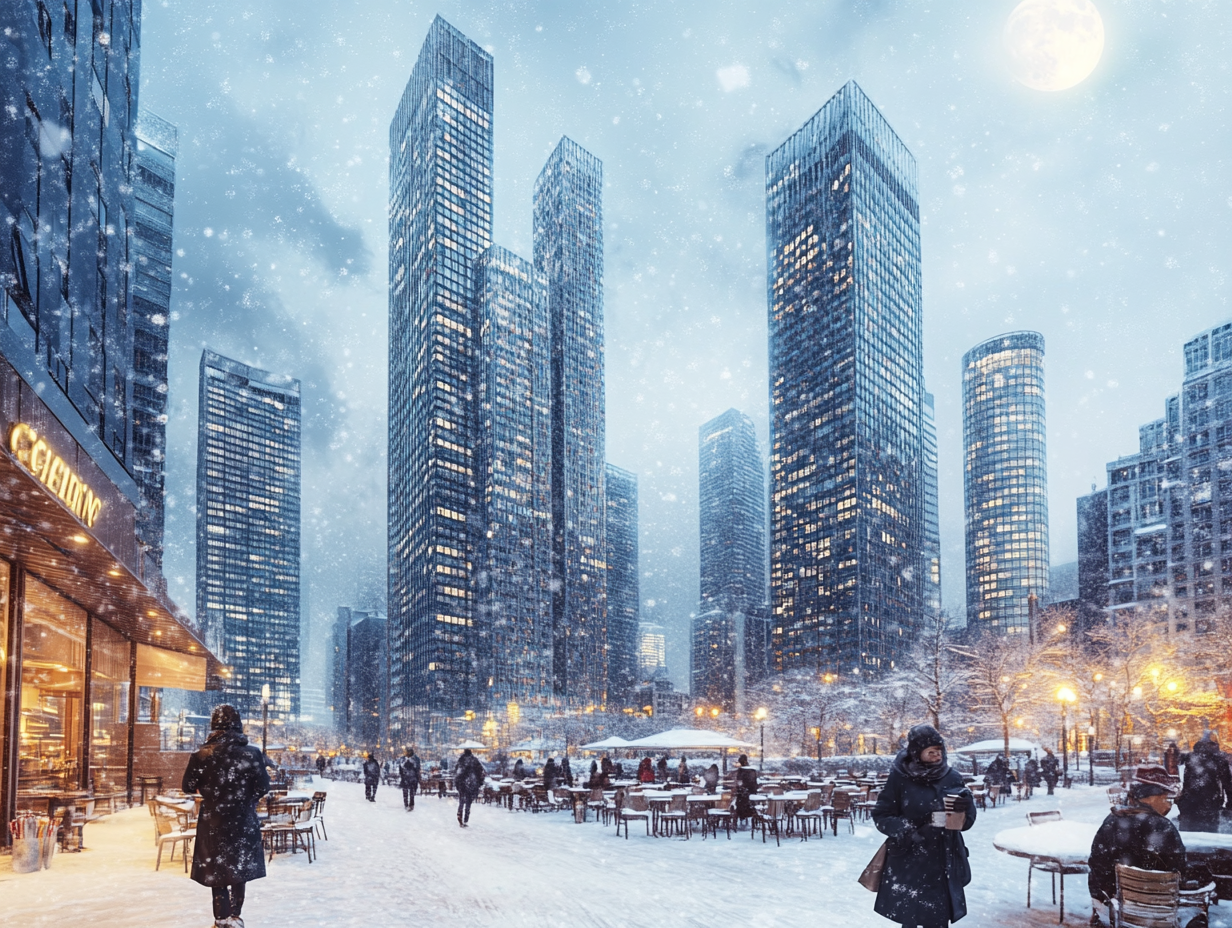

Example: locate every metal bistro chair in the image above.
[1025,810,1088,923]
[793,790,826,841]
[152,802,196,872]
[829,790,857,835]
[616,791,652,839]
[752,797,789,846]
[1112,864,1181,928]
[659,793,690,838]
[311,791,328,841]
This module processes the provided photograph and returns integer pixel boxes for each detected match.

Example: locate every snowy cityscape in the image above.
[5,1,1232,927]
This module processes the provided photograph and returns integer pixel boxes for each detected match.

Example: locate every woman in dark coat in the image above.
[677,756,690,784]
[872,724,976,928]
[543,757,559,791]
[513,758,526,780]
[362,753,381,802]
[637,757,656,783]
[1024,757,1042,795]
[182,704,271,928]
[734,754,759,821]
[1177,732,1232,832]
[1040,748,1060,795]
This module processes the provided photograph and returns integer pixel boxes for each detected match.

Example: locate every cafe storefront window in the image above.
[19,575,87,794]
[0,560,9,785]
[90,619,130,793]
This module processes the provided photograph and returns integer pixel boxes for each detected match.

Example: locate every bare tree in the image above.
[952,631,1043,758]
[907,608,966,733]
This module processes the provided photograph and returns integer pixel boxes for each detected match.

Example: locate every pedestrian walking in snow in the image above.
[677,756,690,784]
[1088,765,1203,927]
[315,753,326,779]
[1164,741,1182,776]
[362,753,381,802]
[1041,748,1060,795]
[637,757,655,784]
[561,755,573,787]
[543,757,559,791]
[1024,757,1041,797]
[455,748,485,827]
[871,724,976,928]
[513,758,526,780]
[734,754,759,822]
[1177,731,1232,832]
[656,756,669,782]
[182,704,271,928]
[703,763,720,793]
[398,747,422,811]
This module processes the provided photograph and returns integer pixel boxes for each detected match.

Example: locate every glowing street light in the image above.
[1057,686,1076,782]
[755,707,768,767]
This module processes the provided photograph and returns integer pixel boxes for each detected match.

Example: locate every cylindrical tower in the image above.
[962,331,1049,636]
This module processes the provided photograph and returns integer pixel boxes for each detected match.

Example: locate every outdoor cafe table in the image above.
[564,786,592,822]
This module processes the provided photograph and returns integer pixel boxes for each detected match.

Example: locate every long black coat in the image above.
[1041,753,1060,786]
[1177,738,1232,831]
[872,754,976,926]
[182,729,271,887]
[362,757,381,786]
[398,754,421,789]
[734,765,759,818]
[1024,758,1042,788]
[1088,804,1187,902]
[455,752,485,800]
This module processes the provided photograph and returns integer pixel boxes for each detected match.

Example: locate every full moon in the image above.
[1003,0,1104,92]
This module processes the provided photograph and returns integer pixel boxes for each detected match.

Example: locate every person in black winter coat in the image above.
[1024,757,1041,796]
[315,753,326,778]
[183,704,271,928]
[397,748,422,811]
[543,757,559,792]
[1164,742,1182,777]
[734,754,759,821]
[656,756,669,783]
[1177,732,1232,832]
[1041,748,1061,795]
[362,753,381,802]
[872,724,976,928]
[1088,765,1195,927]
[513,758,526,780]
[455,748,486,827]
[561,756,574,787]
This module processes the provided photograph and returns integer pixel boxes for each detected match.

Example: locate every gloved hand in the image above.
[949,793,973,814]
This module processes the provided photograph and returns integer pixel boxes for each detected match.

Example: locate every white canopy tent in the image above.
[952,738,1040,755]
[579,736,633,751]
[508,738,565,754]
[451,740,489,751]
[623,729,755,751]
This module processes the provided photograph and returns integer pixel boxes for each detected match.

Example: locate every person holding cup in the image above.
[872,724,977,928]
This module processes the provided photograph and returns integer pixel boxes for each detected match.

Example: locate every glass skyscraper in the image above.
[962,332,1049,636]
[766,81,925,677]
[923,391,942,617]
[534,138,607,708]
[473,246,554,709]
[604,463,639,708]
[196,350,302,721]
[692,408,769,710]
[1097,321,1232,636]
[131,114,178,585]
[388,17,493,734]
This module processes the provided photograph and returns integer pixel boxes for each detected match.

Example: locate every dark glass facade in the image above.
[1,0,141,505]
[388,17,493,734]
[473,247,554,709]
[604,463,639,708]
[131,114,177,584]
[331,607,388,746]
[196,350,301,722]
[962,332,1049,636]
[923,391,941,617]
[534,137,607,708]
[1076,487,1109,632]
[693,408,768,710]
[766,81,925,677]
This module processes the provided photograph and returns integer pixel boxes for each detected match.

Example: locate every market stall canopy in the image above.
[452,740,488,751]
[508,738,564,753]
[624,729,755,751]
[580,736,632,750]
[952,738,1041,754]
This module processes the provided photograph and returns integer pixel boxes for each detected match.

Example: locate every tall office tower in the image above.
[388,18,493,736]
[604,463,640,708]
[331,607,388,744]
[638,624,667,678]
[196,350,302,721]
[766,81,925,677]
[533,138,607,707]
[0,0,142,513]
[473,247,553,708]
[693,409,769,711]
[1102,321,1232,636]
[1076,487,1109,632]
[962,332,1049,637]
[131,114,178,584]
[922,391,942,617]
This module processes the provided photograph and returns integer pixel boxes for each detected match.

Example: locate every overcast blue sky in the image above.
[140,1,1232,692]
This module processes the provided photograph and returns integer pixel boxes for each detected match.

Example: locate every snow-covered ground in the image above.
[3,780,1230,927]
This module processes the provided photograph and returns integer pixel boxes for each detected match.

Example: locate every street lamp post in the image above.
[755,707,768,768]
[1057,687,1076,785]
[1088,724,1097,786]
[261,683,271,756]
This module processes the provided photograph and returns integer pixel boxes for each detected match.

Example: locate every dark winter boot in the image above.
[457,810,464,827]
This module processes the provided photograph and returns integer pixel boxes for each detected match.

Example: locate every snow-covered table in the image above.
[994,821,1097,923]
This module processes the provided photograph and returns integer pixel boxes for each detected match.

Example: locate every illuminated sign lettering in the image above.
[9,423,103,528]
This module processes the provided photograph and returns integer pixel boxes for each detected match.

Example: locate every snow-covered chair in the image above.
[616,791,651,838]
[152,803,195,872]
[705,791,735,840]
[793,790,827,841]
[1024,810,1088,919]
[659,794,690,839]
[1112,864,1181,928]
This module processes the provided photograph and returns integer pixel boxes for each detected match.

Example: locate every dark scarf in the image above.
[204,728,249,749]
[901,752,951,783]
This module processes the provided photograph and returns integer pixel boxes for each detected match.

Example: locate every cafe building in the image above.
[0,355,222,842]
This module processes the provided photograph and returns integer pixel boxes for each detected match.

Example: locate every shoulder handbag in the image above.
[857,840,888,892]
